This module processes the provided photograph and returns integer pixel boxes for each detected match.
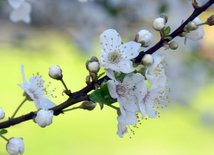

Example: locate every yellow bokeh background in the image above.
[0,15,214,155]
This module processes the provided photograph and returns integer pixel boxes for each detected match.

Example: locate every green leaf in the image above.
[115,72,126,83]
[163,26,171,36]
[165,36,173,41]
[89,84,117,105]
[0,129,8,135]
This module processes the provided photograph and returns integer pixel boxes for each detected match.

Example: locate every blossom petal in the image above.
[117,59,134,73]
[121,41,141,59]
[8,0,24,8]
[116,122,127,138]
[107,80,118,99]
[99,29,121,52]
[38,97,56,110]
[117,111,138,125]
[105,69,116,81]
[146,104,157,118]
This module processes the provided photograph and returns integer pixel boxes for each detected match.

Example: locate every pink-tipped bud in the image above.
[142,54,153,66]
[135,29,153,47]
[49,65,62,80]
[207,15,214,26]
[82,101,97,111]
[169,41,179,50]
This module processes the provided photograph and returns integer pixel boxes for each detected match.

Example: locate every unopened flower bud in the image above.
[0,108,5,120]
[153,17,165,31]
[86,76,90,84]
[186,21,198,31]
[142,54,153,66]
[186,17,205,41]
[88,61,100,72]
[206,15,214,26]
[35,109,54,128]
[169,41,179,50]
[7,138,24,155]
[139,66,146,75]
[160,13,168,24]
[135,29,153,47]
[82,101,97,111]
[90,56,99,62]
[49,65,62,80]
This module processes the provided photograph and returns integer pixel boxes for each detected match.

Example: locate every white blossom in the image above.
[153,17,165,31]
[139,75,167,119]
[6,138,24,155]
[49,65,62,80]
[18,64,56,109]
[135,29,153,47]
[100,29,141,73]
[105,69,146,125]
[186,17,205,41]
[0,108,5,120]
[145,54,166,84]
[9,2,31,24]
[35,109,54,128]
[8,0,24,9]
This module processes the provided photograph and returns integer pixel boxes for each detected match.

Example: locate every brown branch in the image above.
[0,0,214,129]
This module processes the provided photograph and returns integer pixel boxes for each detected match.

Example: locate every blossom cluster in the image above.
[99,29,170,138]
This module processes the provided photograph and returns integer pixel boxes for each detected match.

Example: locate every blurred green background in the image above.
[0,0,214,154]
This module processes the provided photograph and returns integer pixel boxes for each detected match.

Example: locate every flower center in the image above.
[109,51,121,63]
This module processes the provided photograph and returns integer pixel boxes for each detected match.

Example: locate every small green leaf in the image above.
[115,72,126,83]
[0,129,8,135]
[89,84,117,105]
[165,36,173,41]
[163,26,171,36]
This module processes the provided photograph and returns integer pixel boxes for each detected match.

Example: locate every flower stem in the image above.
[62,106,81,112]
[60,79,69,92]
[0,134,8,142]
[10,98,27,119]
[106,104,119,110]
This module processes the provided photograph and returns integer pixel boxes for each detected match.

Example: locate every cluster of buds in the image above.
[153,13,168,31]
[86,56,100,83]
[163,41,179,50]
